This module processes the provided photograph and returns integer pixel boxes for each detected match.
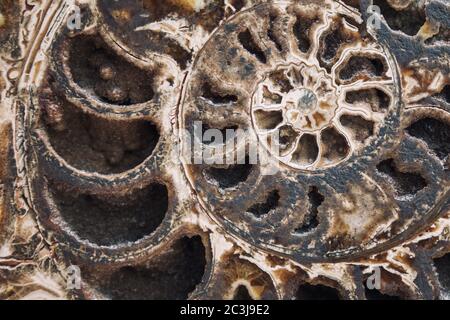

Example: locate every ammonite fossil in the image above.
[0,0,449,300]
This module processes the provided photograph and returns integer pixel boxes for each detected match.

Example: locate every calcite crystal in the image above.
[0,0,449,300]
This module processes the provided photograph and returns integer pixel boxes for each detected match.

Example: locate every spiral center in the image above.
[296,88,317,114]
